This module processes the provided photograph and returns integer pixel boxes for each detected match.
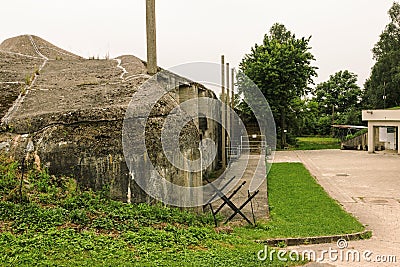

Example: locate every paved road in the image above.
[275,150,400,267]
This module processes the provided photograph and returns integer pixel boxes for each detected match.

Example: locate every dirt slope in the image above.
[0,34,148,132]
[0,35,81,60]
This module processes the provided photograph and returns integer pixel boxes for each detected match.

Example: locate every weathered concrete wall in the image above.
[178,84,220,173]
[0,35,221,205]
[1,89,207,204]
[1,121,130,201]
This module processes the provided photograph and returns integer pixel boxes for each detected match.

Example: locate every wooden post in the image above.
[221,55,226,168]
[146,0,157,75]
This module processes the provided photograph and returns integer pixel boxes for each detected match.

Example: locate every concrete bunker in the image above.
[0,35,221,204]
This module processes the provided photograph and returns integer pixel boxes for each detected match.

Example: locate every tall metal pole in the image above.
[226,63,230,104]
[221,55,226,168]
[231,68,235,109]
[383,81,386,109]
[226,63,230,162]
[231,68,235,146]
[146,0,157,75]
[331,105,335,137]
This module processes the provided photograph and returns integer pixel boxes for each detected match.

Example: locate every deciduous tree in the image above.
[365,2,400,108]
[314,70,361,115]
[238,23,317,148]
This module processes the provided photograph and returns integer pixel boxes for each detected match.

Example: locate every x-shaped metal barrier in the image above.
[205,176,259,226]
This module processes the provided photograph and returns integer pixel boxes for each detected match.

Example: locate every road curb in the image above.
[255,229,372,247]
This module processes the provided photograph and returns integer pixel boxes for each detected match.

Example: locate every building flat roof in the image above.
[362,110,400,121]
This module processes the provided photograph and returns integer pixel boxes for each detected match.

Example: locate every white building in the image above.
[362,110,400,154]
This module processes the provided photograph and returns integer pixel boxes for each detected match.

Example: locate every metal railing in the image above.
[240,135,266,153]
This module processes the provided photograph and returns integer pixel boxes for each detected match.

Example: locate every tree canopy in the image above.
[314,70,361,115]
[365,2,400,109]
[238,23,317,147]
[372,2,400,61]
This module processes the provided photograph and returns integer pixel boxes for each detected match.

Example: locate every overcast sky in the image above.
[0,1,394,87]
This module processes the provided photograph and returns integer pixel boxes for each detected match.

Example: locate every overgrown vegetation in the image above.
[237,3,400,145]
[236,23,368,146]
[345,129,368,141]
[303,70,363,137]
[238,23,317,148]
[0,157,366,266]
[0,156,305,266]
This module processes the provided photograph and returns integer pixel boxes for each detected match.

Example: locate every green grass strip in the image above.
[294,137,340,150]
[235,163,364,240]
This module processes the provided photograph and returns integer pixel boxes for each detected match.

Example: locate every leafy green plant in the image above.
[345,128,368,141]
[360,230,372,240]
[0,157,310,266]
[276,241,287,248]
[69,209,89,225]
[0,158,18,190]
